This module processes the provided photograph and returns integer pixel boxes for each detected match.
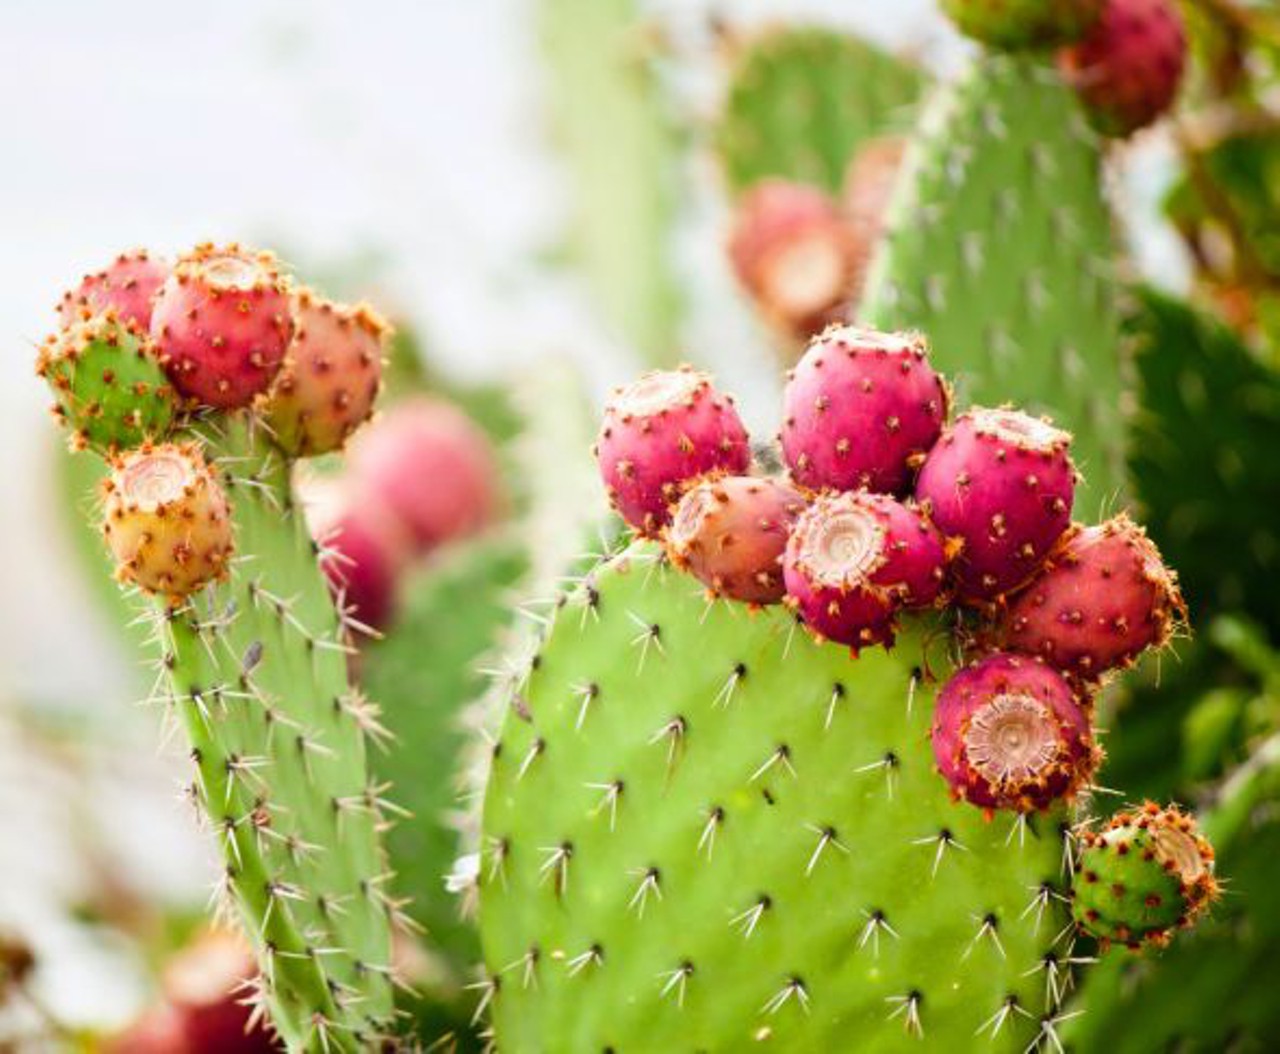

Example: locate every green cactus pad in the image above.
[717,27,926,196]
[37,314,177,454]
[480,543,1071,1051]
[941,0,1102,50]
[152,416,394,1052]
[1072,805,1214,947]
[1126,287,1280,640]
[861,56,1125,516]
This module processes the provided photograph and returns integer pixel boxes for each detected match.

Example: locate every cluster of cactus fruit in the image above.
[37,244,399,1051]
[476,324,1217,1051]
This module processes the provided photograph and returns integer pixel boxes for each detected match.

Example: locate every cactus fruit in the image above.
[36,313,178,454]
[1072,802,1217,947]
[1000,514,1186,680]
[780,325,948,496]
[58,248,170,332]
[348,396,499,552]
[783,491,946,650]
[1058,0,1186,138]
[151,243,294,409]
[100,442,234,600]
[931,652,1098,812]
[942,0,1103,50]
[916,408,1076,605]
[314,500,407,632]
[727,180,855,342]
[595,367,751,536]
[665,475,804,604]
[265,289,388,457]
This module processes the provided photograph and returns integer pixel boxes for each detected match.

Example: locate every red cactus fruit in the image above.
[266,287,387,456]
[347,397,498,553]
[1000,513,1185,679]
[931,651,1099,813]
[57,249,170,333]
[1058,0,1186,138]
[163,931,279,1053]
[783,490,947,650]
[595,366,751,536]
[727,179,856,340]
[781,325,948,496]
[101,442,234,600]
[150,243,294,408]
[842,137,906,306]
[915,406,1076,605]
[665,475,806,604]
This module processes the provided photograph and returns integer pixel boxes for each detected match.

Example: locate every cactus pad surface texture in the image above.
[479,544,1071,1051]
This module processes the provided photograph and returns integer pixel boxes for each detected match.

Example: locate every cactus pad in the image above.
[861,56,1125,515]
[480,543,1071,1050]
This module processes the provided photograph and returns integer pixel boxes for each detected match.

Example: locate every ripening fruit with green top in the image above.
[942,0,1104,50]
[1073,802,1218,948]
[36,312,178,454]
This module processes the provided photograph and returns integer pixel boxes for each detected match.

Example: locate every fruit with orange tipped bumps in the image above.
[150,243,293,408]
[101,443,233,600]
[265,287,387,456]
[1073,802,1217,948]
[58,249,170,333]
[665,475,805,604]
[36,313,177,453]
[596,366,751,536]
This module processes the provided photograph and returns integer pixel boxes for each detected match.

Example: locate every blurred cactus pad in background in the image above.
[9,0,1280,1052]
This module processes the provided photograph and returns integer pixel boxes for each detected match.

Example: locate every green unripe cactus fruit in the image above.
[480,543,1072,1051]
[1072,802,1217,948]
[941,0,1103,51]
[36,313,178,454]
[717,27,925,196]
[861,56,1126,514]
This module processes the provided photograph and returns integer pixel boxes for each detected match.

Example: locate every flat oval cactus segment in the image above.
[480,542,1069,1051]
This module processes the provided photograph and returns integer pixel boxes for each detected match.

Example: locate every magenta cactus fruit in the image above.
[1000,513,1186,679]
[101,442,234,600]
[317,503,405,632]
[916,406,1076,604]
[841,137,906,307]
[780,325,948,496]
[783,490,947,649]
[348,396,498,552]
[665,475,805,604]
[1058,0,1186,138]
[58,249,170,333]
[150,243,294,409]
[931,651,1099,813]
[266,287,387,456]
[727,178,855,340]
[595,366,751,536]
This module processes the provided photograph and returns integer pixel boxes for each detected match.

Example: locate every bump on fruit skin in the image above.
[781,325,949,495]
[1058,0,1186,138]
[151,242,294,409]
[665,475,805,604]
[916,406,1076,604]
[1073,802,1217,949]
[783,489,947,650]
[942,0,1104,49]
[57,248,170,333]
[35,312,178,454]
[841,136,906,308]
[931,651,1099,813]
[1001,513,1186,679]
[101,442,234,601]
[727,179,855,341]
[595,366,751,536]
[348,396,498,553]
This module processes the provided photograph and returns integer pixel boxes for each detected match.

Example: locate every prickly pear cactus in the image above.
[861,55,1126,513]
[480,545,1073,1050]
[717,27,926,195]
